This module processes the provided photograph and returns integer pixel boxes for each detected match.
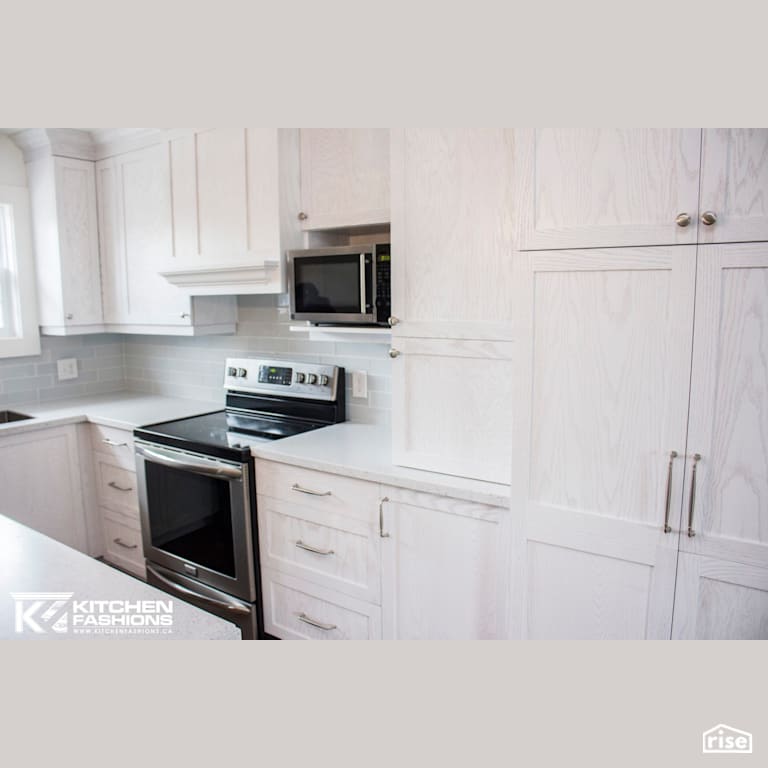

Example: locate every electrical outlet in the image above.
[57,358,78,381]
[352,370,368,399]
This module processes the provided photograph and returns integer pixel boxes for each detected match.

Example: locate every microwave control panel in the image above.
[375,245,391,323]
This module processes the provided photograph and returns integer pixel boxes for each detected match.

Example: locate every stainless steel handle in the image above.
[388,316,400,327]
[298,211,308,221]
[291,483,331,497]
[687,453,702,537]
[108,481,133,492]
[136,443,243,479]
[295,612,337,631]
[113,537,138,550]
[102,438,128,447]
[388,348,400,359]
[295,540,334,556]
[359,253,367,313]
[146,563,250,616]
[701,211,717,226]
[379,496,390,538]
[675,213,692,227]
[662,450,678,533]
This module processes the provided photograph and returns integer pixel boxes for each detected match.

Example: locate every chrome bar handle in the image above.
[663,450,678,533]
[102,438,128,447]
[113,538,138,549]
[291,483,332,497]
[379,496,390,538]
[687,453,702,537]
[296,612,337,631]
[108,481,133,492]
[295,540,334,556]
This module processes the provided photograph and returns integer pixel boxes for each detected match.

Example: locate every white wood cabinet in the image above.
[298,129,390,230]
[163,128,302,294]
[516,129,702,251]
[96,145,236,335]
[25,155,103,335]
[0,426,89,553]
[381,487,507,639]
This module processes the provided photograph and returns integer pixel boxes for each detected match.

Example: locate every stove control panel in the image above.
[224,358,341,401]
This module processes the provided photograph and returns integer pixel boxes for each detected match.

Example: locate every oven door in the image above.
[135,440,256,602]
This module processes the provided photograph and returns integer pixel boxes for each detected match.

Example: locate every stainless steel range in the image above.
[133,358,345,639]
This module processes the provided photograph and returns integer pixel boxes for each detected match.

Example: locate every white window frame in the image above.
[0,185,40,358]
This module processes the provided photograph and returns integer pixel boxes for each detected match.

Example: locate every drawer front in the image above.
[255,460,380,524]
[262,569,381,640]
[103,514,145,578]
[95,454,139,519]
[257,495,380,603]
[91,425,136,470]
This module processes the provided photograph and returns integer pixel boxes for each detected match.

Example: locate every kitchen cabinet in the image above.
[163,128,302,294]
[0,425,89,553]
[380,487,507,639]
[298,128,390,230]
[508,247,697,639]
[96,144,236,334]
[25,155,103,335]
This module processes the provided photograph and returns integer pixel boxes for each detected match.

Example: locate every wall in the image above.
[123,295,392,423]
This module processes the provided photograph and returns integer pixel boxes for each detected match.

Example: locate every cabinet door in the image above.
[509,247,696,639]
[679,244,768,573]
[391,337,514,483]
[381,491,506,639]
[299,128,390,230]
[516,129,702,251]
[698,129,768,243]
[390,128,516,340]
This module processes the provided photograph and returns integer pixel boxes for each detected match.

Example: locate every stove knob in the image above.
[227,367,238,376]
[295,372,306,384]
[306,373,318,385]
[237,368,247,378]
[320,374,329,386]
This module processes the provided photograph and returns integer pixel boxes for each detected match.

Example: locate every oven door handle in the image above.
[146,563,250,617]
[136,444,243,479]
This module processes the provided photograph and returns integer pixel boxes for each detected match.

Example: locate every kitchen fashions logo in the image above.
[702,724,753,754]
[11,592,174,635]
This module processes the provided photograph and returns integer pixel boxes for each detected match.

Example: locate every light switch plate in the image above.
[57,358,78,381]
[352,370,368,399]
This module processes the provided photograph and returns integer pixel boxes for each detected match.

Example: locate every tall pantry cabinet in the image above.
[510,128,768,639]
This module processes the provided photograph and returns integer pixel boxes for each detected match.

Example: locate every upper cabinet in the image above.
[162,128,302,294]
[517,129,702,251]
[298,129,390,230]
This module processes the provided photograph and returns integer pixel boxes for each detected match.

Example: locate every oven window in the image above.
[294,254,363,314]
[145,463,236,577]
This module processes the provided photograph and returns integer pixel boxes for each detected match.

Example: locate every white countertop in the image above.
[0,392,222,435]
[251,422,510,508]
[0,515,240,640]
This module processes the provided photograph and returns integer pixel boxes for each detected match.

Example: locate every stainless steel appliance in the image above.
[287,243,391,326]
[134,358,346,639]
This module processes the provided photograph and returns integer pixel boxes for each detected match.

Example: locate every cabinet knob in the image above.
[701,211,717,226]
[180,312,190,319]
[675,213,691,228]
[65,313,74,320]
[388,348,401,359]
[388,316,400,327]
[297,211,308,221]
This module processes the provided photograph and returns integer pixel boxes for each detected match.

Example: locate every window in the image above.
[0,186,40,358]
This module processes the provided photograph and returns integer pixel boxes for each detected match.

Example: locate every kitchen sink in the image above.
[0,410,32,424]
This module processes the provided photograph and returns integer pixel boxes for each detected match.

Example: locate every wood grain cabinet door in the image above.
[516,128,702,251]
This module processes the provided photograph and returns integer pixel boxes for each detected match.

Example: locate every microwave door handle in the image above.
[359,253,366,313]
[135,444,243,480]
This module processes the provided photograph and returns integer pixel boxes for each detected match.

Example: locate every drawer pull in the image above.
[291,483,332,497]
[108,481,133,492]
[113,537,138,550]
[379,496,390,538]
[295,612,337,631]
[102,438,128,447]
[295,540,334,556]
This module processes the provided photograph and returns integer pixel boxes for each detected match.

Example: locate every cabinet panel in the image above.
[517,128,701,250]
[699,129,768,243]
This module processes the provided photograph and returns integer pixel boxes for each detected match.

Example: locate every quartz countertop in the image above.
[251,422,510,508]
[0,515,240,640]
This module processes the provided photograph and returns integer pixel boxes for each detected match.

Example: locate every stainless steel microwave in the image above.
[287,244,391,326]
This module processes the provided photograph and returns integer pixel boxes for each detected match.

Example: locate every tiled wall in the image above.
[0,334,126,408]
[124,295,392,424]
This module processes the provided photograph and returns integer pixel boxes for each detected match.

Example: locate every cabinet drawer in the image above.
[262,569,381,640]
[257,495,380,603]
[255,460,379,524]
[103,515,145,578]
[90,425,136,469]
[94,453,139,520]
